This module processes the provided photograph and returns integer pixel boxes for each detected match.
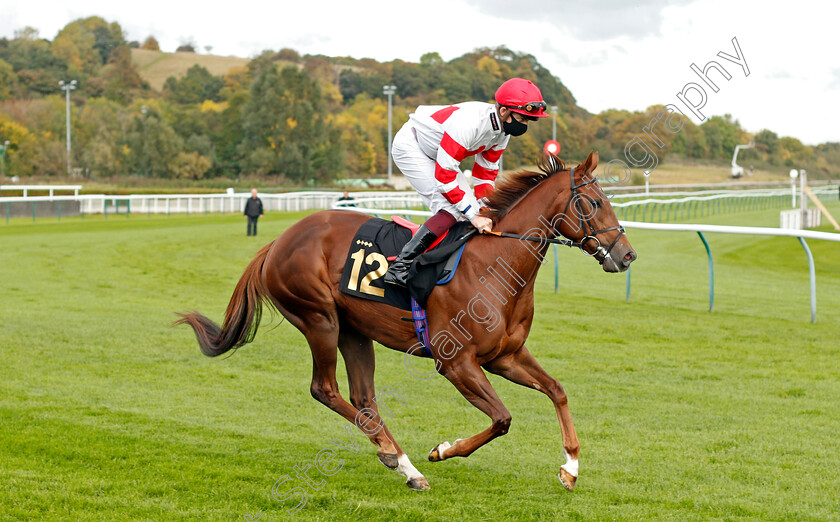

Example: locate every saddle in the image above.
[338,216,473,310]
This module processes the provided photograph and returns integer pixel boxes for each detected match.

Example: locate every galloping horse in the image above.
[177,151,636,492]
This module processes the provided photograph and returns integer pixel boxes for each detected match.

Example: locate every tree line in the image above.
[0,17,837,183]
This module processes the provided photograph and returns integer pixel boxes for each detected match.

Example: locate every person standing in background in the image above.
[337,190,356,207]
[244,189,263,236]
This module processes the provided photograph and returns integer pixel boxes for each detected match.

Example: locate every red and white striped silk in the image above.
[409,102,509,220]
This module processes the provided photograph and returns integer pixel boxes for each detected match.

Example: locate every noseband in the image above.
[561,167,625,266]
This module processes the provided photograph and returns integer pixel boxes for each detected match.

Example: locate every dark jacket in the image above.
[244,197,263,217]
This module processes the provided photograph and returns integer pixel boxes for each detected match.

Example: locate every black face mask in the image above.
[503,113,528,136]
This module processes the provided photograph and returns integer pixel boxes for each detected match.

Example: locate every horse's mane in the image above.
[482,154,567,222]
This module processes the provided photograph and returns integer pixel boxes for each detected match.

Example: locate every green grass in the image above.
[1,204,839,521]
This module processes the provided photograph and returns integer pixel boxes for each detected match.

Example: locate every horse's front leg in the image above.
[484,345,580,491]
[428,359,512,462]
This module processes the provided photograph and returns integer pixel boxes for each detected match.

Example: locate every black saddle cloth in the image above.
[338,218,473,310]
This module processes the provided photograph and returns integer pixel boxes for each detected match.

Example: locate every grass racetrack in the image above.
[2,202,839,521]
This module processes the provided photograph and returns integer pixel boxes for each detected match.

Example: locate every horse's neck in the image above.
[498,172,568,236]
[491,174,569,286]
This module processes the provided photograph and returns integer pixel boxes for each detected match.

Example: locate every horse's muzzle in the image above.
[603,244,637,273]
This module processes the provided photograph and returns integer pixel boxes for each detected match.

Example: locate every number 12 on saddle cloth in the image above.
[338,218,473,311]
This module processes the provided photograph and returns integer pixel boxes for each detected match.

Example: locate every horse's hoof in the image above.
[558,468,577,491]
[428,441,451,462]
[377,452,399,470]
[406,477,430,491]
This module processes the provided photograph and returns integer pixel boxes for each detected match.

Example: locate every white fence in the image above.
[610,185,836,202]
[0,191,426,219]
[605,179,835,195]
[611,185,837,223]
[619,221,840,323]
[0,184,82,197]
[72,191,425,215]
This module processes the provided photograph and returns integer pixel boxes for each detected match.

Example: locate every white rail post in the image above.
[799,169,807,226]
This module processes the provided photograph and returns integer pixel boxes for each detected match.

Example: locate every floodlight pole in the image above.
[551,105,558,142]
[383,85,397,183]
[0,140,9,176]
[59,80,77,176]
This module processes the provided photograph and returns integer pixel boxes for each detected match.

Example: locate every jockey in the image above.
[383,78,550,288]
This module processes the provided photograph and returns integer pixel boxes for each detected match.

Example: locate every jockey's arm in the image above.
[433,132,481,221]
[473,146,504,202]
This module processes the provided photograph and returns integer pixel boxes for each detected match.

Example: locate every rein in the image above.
[485,230,582,249]
[484,167,626,265]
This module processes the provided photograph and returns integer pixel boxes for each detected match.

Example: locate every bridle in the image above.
[486,167,625,266]
[561,167,625,266]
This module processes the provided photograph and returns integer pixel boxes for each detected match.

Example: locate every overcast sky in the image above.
[4,0,838,145]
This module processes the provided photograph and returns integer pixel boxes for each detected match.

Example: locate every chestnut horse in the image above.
[177,151,636,492]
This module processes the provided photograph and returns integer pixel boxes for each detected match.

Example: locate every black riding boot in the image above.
[383,225,438,288]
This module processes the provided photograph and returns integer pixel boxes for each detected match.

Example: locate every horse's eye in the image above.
[591,199,602,209]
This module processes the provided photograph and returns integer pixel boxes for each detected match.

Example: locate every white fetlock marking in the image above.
[397,453,424,480]
[436,441,451,459]
[560,449,579,477]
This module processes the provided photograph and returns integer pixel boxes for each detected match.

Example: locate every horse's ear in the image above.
[580,150,599,174]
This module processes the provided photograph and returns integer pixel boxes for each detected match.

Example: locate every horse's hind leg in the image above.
[338,323,429,491]
[300,322,428,491]
[305,326,376,440]
[484,345,580,491]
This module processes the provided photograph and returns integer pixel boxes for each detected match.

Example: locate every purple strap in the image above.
[410,297,433,358]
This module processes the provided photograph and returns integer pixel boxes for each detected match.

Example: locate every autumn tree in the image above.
[700,115,742,160]
[338,69,362,103]
[75,97,128,177]
[753,129,779,162]
[275,48,301,63]
[141,36,160,51]
[0,58,17,98]
[778,136,812,167]
[0,114,37,176]
[163,65,224,104]
[0,27,68,96]
[176,42,196,53]
[169,151,212,179]
[51,21,100,74]
[390,60,424,98]
[124,106,183,177]
[102,46,149,104]
[240,65,344,181]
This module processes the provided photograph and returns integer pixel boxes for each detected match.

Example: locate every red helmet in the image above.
[495,78,549,118]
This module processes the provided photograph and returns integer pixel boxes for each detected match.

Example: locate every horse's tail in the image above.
[174,242,274,357]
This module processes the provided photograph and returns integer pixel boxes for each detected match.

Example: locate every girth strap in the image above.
[410,297,433,358]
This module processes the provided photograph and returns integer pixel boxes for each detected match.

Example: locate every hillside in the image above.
[131,49,250,90]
